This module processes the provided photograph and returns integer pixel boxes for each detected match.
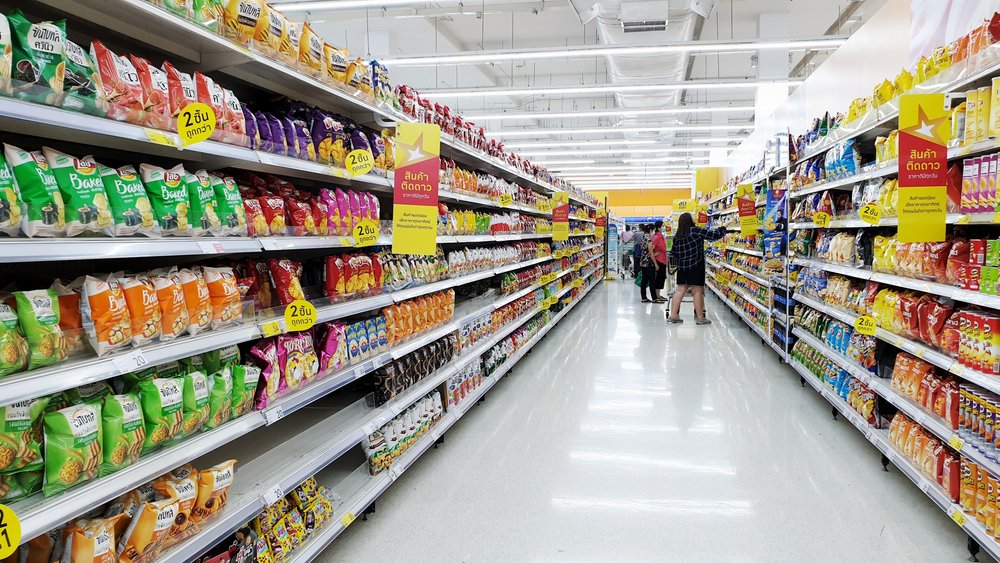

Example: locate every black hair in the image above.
[676,213,694,239]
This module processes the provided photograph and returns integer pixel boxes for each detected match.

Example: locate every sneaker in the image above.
[696,318,712,325]
[666,317,683,324]
[641,298,652,303]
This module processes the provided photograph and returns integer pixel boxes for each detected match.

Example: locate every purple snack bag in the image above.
[255,111,274,153]
[358,191,370,222]
[347,125,372,153]
[367,192,380,221]
[292,118,315,161]
[277,332,318,391]
[311,109,349,166]
[242,106,259,149]
[250,338,282,409]
[367,130,385,174]
[316,322,348,375]
[281,116,299,159]
[266,114,287,156]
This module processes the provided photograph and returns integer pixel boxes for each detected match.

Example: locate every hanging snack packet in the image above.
[9,11,65,105]
[186,170,222,236]
[116,497,179,563]
[130,55,170,130]
[162,61,198,123]
[100,393,144,476]
[43,401,102,496]
[210,175,246,236]
[153,477,198,546]
[121,274,161,347]
[66,516,122,563]
[14,288,67,369]
[141,163,191,236]
[98,165,156,237]
[0,297,27,377]
[150,269,190,341]
[89,41,143,124]
[323,43,348,86]
[223,0,264,47]
[5,143,64,237]
[138,378,184,453]
[251,3,281,56]
[203,266,242,329]
[231,364,260,418]
[43,147,113,237]
[205,365,233,429]
[0,396,48,474]
[62,40,106,117]
[0,150,22,237]
[192,459,236,522]
[177,267,212,335]
[52,277,85,356]
[81,273,132,357]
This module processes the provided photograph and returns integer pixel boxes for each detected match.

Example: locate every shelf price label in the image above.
[813,211,831,228]
[284,300,317,332]
[340,512,357,528]
[346,149,375,176]
[112,350,149,375]
[177,102,216,147]
[853,315,877,336]
[353,218,380,247]
[144,128,177,147]
[950,507,967,527]
[0,504,21,559]
[858,203,882,225]
[948,434,965,451]
[260,320,283,337]
[498,193,513,207]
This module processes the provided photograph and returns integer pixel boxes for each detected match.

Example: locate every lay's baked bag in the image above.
[141,163,191,236]
[5,144,64,237]
[43,147,113,237]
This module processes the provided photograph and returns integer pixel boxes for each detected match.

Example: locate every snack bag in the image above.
[222,0,264,47]
[89,41,143,124]
[0,13,11,97]
[121,274,161,347]
[98,165,157,237]
[194,73,226,136]
[5,144,64,237]
[323,44,348,85]
[0,396,48,474]
[141,163,191,236]
[244,197,267,237]
[221,89,248,145]
[138,378,184,453]
[81,273,132,357]
[192,459,236,522]
[252,3,283,56]
[267,258,305,305]
[130,55,170,130]
[279,18,300,67]
[150,270,190,341]
[100,393,144,476]
[186,170,222,236]
[173,370,210,440]
[0,297,27,377]
[231,364,260,418]
[153,477,198,546]
[249,339,280,409]
[116,497,179,563]
[0,150,22,237]
[205,365,233,429]
[43,402,102,496]
[298,23,324,77]
[9,11,65,105]
[176,267,212,335]
[194,0,226,31]
[67,516,122,563]
[0,470,41,503]
[203,266,242,329]
[43,147,112,237]
[203,345,240,374]
[277,332,318,391]
[62,39,106,117]
[13,289,67,369]
[259,194,286,235]
[162,61,198,122]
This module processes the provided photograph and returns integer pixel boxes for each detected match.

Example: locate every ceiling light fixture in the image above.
[550,165,698,173]
[462,105,756,121]
[378,37,848,65]
[506,139,659,149]
[519,148,711,157]
[274,0,432,11]
[422,79,802,99]
[530,159,598,166]
[490,124,752,138]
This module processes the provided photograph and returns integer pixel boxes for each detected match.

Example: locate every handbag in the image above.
[633,270,644,287]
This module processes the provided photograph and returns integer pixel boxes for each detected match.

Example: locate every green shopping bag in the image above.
[634,270,644,287]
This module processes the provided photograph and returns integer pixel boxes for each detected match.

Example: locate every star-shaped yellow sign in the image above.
[904,105,949,145]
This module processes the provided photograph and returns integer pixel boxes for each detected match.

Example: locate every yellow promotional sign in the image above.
[353,218,380,247]
[177,102,216,146]
[897,94,949,242]
[858,203,882,225]
[854,315,877,336]
[284,300,317,332]
[346,149,374,176]
[813,211,831,227]
[0,504,20,558]
[145,128,177,147]
[498,193,514,207]
[392,123,441,255]
[673,199,694,212]
[552,192,569,205]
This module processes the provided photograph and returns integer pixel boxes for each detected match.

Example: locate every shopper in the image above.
[649,220,668,303]
[637,224,655,302]
[666,213,726,324]
[621,225,635,276]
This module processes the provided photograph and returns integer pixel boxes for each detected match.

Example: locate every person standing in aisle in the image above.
[666,213,725,324]
[648,220,668,303]
[638,224,656,302]
[621,225,636,277]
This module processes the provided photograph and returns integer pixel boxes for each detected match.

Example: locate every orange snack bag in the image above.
[202,266,242,329]
[153,477,198,546]
[122,275,162,347]
[116,497,178,563]
[177,268,212,336]
[383,304,398,345]
[151,271,189,341]
[192,459,236,522]
[81,273,133,357]
[53,276,87,356]
[66,516,124,563]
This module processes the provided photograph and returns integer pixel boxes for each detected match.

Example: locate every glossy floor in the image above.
[321,281,988,563]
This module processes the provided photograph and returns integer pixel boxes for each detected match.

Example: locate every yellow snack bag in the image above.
[323,43,348,86]
[966,89,980,144]
[874,79,895,107]
[223,0,263,47]
[298,23,324,77]
[279,18,300,68]
[990,77,1000,140]
[894,68,914,95]
[66,516,123,563]
[931,44,952,75]
[978,86,991,142]
[154,477,199,546]
[116,497,178,563]
[192,459,236,522]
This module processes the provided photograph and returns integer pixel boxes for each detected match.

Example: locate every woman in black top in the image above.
[667,213,726,325]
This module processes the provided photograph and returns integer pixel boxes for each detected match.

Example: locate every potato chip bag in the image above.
[0,150,23,237]
[130,55,170,130]
[243,197,266,237]
[162,61,197,120]
[192,459,236,522]
[95,165,154,237]
[121,274,161,347]
[153,477,198,545]
[177,267,212,335]
[298,23,324,77]
[231,364,260,418]
[202,266,242,329]
[279,18,300,68]
[141,163,191,236]
[9,11,65,106]
[149,270,189,341]
[5,144,64,237]
[194,72,225,135]
[0,396,48,474]
[186,170,222,237]
[0,297,27,377]
[223,0,264,46]
[138,378,183,453]
[205,365,233,429]
[81,273,132,357]
[66,516,121,563]
[89,41,143,124]
[208,175,245,237]
[43,402,102,496]
[323,43,348,85]
[116,497,178,563]
[62,39,106,117]
[100,393,144,476]
[267,258,304,306]
[250,3,279,56]
[259,194,286,235]
[43,147,112,237]
[13,289,67,369]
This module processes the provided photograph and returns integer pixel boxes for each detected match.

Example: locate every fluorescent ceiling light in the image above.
[624,156,714,163]
[463,105,756,121]
[552,166,696,173]
[491,124,751,138]
[380,37,848,66]
[689,137,748,143]
[506,140,659,149]
[274,0,426,11]
[520,148,710,157]
[423,79,802,99]
[530,159,597,165]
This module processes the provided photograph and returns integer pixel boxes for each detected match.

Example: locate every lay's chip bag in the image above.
[140,163,190,236]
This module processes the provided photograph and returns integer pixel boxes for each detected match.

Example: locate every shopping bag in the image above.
[634,270,644,287]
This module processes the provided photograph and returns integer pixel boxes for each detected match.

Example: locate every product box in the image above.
[979,86,992,143]
[981,266,998,295]
[967,89,981,145]
[964,158,979,213]
[969,265,983,291]
[972,239,988,265]
[988,239,1000,267]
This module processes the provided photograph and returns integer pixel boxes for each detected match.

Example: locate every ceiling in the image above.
[279,0,886,189]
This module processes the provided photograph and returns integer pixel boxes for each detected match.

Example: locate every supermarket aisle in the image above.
[323,281,984,563]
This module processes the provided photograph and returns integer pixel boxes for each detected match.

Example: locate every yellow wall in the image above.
[586,188,690,218]
[696,168,722,196]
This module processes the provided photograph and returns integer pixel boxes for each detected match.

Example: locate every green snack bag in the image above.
[120,365,158,392]
[62,39,106,117]
[43,401,102,496]
[0,299,28,377]
[9,10,65,105]
[64,381,112,405]
[100,393,144,476]
[203,344,240,374]
[138,378,183,453]
[0,151,23,236]
[13,289,68,369]
[99,164,157,237]
[231,364,260,419]
[4,144,64,237]
[171,371,209,442]
[0,396,49,474]
[193,0,225,31]
[187,170,221,237]
[140,163,190,236]
[210,174,246,236]
[0,470,42,502]
[179,354,206,375]
[157,360,182,378]
[42,147,112,237]
[205,366,233,430]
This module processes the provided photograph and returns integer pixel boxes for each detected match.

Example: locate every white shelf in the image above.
[789,162,899,199]
[726,246,764,258]
[728,285,771,313]
[706,188,736,205]
[715,261,771,287]
[707,282,777,352]
[568,232,597,238]
[438,189,551,216]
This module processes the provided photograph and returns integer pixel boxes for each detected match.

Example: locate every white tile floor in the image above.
[320,281,992,563]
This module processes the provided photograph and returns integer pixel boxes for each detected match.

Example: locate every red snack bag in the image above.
[898,294,923,340]
[942,453,961,501]
[324,256,345,297]
[243,198,267,237]
[267,258,305,306]
[940,310,963,357]
[370,253,383,290]
[130,55,170,130]
[947,238,970,286]
[90,41,144,124]
[934,378,960,429]
[311,198,329,235]
[195,72,227,140]
[163,61,198,121]
[259,194,287,235]
[925,240,953,284]
[920,298,954,347]
[284,199,316,236]
[222,89,247,145]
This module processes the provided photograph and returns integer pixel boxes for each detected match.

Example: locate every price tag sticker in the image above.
[197,241,225,254]
[328,166,348,179]
[914,347,926,359]
[260,320,283,338]
[337,237,354,247]
[112,350,149,375]
[950,507,968,526]
[956,214,972,225]
[144,128,177,147]
[853,315,877,336]
[262,486,284,507]
[948,434,965,451]
[259,238,280,251]
[813,211,831,228]
[284,300,317,332]
[263,405,284,425]
[177,102,217,147]
[353,218,380,247]
[498,193,513,207]
[0,504,21,558]
[949,363,966,376]
[858,203,883,225]
[340,512,356,528]
[346,149,374,176]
